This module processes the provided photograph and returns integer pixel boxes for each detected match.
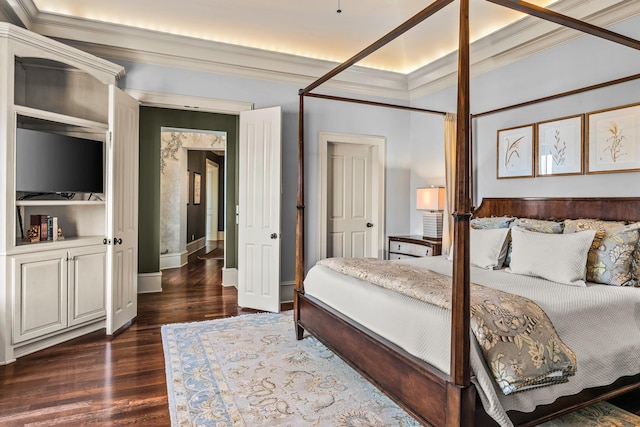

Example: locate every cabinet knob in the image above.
[366,222,373,228]
[103,238,111,245]
[115,238,123,245]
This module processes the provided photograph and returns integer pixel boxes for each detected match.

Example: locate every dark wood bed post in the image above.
[295,93,305,339]
[447,0,475,425]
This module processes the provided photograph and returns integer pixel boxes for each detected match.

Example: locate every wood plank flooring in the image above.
[0,244,269,426]
[0,243,638,426]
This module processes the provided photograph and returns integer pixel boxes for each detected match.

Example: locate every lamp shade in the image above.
[416,187,445,211]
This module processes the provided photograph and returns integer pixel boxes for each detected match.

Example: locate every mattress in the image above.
[303,255,640,427]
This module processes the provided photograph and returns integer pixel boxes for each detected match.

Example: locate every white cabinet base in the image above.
[10,319,105,364]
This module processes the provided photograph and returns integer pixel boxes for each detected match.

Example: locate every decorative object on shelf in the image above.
[193,172,201,205]
[416,187,445,239]
[497,124,535,178]
[536,114,584,176]
[586,102,640,174]
[24,225,39,242]
[57,227,64,240]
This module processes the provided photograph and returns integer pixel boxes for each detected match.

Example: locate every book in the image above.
[47,216,55,240]
[40,215,48,241]
[52,217,58,241]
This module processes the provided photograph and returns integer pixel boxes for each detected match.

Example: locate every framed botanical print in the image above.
[497,124,534,179]
[536,114,583,176]
[586,102,640,174]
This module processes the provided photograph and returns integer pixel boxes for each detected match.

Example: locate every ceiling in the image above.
[2,0,638,98]
[29,0,555,73]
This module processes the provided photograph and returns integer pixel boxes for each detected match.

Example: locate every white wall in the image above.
[115,60,412,274]
[410,15,640,234]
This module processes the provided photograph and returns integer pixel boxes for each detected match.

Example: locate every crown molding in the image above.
[0,22,125,83]
[26,13,411,100]
[3,0,638,101]
[125,89,253,115]
[408,0,640,100]
[2,0,36,28]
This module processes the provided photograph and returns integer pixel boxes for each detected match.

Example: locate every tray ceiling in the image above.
[31,0,559,74]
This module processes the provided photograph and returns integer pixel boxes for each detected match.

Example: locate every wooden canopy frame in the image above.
[294,1,640,425]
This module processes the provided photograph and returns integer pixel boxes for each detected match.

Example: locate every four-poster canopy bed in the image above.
[294,1,640,426]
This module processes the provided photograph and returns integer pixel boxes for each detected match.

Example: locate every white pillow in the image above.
[509,227,596,287]
[469,227,510,269]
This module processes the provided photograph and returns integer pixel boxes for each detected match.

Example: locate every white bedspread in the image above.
[303,255,640,427]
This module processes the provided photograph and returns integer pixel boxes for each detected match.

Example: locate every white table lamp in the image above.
[416,187,445,239]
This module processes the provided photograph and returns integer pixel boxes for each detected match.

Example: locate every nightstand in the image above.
[387,235,442,259]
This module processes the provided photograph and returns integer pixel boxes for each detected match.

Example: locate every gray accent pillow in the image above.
[509,227,596,287]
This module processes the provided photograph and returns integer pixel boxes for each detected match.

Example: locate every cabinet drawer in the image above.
[389,253,417,260]
[390,241,432,257]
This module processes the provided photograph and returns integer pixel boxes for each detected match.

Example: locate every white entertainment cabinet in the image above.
[0,23,139,364]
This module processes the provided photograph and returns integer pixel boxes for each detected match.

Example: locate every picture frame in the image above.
[535,114,583,176]
[496,124,534,179]
[193,172,201,205]
[586,102,640,174]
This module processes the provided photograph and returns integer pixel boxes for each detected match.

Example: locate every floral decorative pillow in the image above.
[563,219,626,236]
[470,216,515,229]
[585,224,640,286]
[513,218,564,234]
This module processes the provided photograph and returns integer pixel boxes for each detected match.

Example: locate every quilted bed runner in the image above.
[318,257,577,395]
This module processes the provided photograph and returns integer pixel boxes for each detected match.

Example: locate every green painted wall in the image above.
[138,106,238,273]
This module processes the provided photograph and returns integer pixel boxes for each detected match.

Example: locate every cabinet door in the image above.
[68,246,107,326]
[12,250,67,343]
[106,85,139,334]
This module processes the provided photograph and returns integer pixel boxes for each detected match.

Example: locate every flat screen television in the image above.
[16,128,105,195]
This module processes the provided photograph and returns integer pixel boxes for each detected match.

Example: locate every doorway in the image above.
[160,128,226,270]
[318,132,386,260]
[206,158,220,242]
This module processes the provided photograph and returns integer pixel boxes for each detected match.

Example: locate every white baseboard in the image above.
[222,267,237,287]
[160,250,188,270]
[186,237,206,255]
[138,272,163,293]
[280,280,295,303]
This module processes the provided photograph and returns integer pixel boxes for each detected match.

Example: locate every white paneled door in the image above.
[206,159,219,241]
[237,107,282,312]
[107,86,139,334]
[327,142,373,258]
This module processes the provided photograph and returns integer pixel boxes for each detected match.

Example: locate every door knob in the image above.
[366,222,373,228]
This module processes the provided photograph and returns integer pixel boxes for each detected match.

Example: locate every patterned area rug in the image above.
[161,311,420,426]
[162,312,640,427]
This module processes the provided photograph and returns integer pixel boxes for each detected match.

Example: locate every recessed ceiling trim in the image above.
[6,0,640,101]
[409,0,640,99]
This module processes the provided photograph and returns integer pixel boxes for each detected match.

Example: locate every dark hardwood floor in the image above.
[0,243,638,426]
[0,243,269,426]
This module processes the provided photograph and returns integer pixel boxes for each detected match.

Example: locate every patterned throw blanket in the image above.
[317,257,577,395]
